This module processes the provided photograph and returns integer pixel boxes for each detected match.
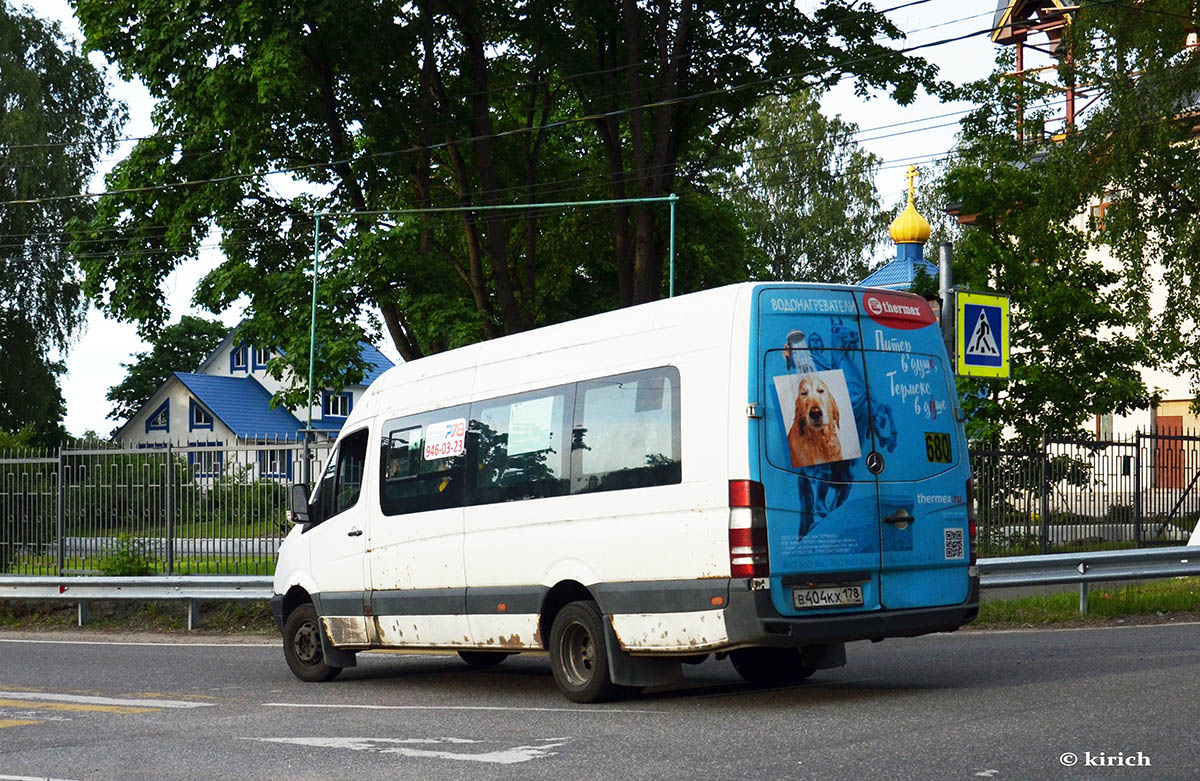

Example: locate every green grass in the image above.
[5,555,276,576]
[977,577,1200,625]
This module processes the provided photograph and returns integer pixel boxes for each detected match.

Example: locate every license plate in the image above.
[792,585,864,609]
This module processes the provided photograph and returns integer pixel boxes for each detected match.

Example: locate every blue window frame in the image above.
[230,343,248,373]
[145,400,169,433]
[258,448,293,480]
[322,390,353,420]
[137,442,169,449]
[187,441,224,478]
[253,346,271,371]
[189,398,214,431]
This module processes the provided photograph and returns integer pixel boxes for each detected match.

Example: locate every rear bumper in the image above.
[722,576,979,648]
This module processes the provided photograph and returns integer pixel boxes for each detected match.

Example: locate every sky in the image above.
[31,0,1005,437]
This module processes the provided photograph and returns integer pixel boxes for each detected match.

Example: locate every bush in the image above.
[96,535,156,576]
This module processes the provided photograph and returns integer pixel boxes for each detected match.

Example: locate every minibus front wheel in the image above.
[282,603,343,682]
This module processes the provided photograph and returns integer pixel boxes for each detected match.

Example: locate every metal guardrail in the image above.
[0,575,271,630]
[978,545,1200,614]
[0,546,1197,629]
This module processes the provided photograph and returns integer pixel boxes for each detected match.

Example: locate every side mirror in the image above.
[287,483,311,524]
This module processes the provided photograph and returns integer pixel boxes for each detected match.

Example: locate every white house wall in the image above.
[195,336,370,428]
[117,381,237,447]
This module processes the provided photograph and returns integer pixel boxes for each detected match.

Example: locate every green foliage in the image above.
[938,26,1186,440]
[106,315,228,424]
[72,0,936,406]
[0,6,122,446]
[96,534,156,576]
[731,91,889,284]
[0,317,69,446]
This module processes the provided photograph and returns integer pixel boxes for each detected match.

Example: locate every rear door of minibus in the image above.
[857,288,970,610]
[755,286,969,619]
[756,286,882,618]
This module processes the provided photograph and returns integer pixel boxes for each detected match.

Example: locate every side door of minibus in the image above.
[306,428,371,636]
[756,286,883,618]
[856,289,971,609]
[370,403,473,646]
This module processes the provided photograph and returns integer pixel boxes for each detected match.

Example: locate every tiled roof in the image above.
[173,373,304,439]
[859,256,939,290]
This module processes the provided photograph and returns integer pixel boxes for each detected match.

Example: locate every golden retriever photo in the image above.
[775,370,860,469]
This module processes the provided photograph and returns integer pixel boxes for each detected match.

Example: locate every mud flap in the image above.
[603,618,682,688]
[802,642,846,671]
[320,625,359,668]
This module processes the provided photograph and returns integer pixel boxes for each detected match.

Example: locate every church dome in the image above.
[889,165,932,244]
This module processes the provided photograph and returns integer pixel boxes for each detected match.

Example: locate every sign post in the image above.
[955,291,1010,379]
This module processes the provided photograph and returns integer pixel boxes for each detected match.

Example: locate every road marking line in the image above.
[0,775,78,781]
[0,719,41,728]
[0,699,157,715]
[249,736,568,764]
[264,702,662,714]
[0,691,215,709]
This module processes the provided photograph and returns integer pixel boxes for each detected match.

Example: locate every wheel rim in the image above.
[557,620,596,687]
[293,619,322,666]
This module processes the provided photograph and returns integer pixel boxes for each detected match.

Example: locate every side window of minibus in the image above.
[332,429,369,516]
[312,429,369,524]
[571,367,681,493]
[379,409,468,516]
[470,387,570,504]
[312,447,339,524]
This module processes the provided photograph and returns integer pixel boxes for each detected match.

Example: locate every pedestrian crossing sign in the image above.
[956,291,1009,378]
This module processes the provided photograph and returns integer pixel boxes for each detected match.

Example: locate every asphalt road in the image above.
[1,622,1197,780]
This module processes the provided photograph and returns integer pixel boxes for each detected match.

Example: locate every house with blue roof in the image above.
[113,329,394,479]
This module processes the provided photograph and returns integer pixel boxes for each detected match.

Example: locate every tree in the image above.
[935,5,1200,442]
[0,4,123,446]
[105,315,228,424]
[72,1,935,406]
[729,91,888,284]
[0,318,67,446]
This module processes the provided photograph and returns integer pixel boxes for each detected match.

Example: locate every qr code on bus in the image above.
[944,528,965,560]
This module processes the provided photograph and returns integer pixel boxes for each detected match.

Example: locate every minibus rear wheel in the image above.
[549,600,624,703]
[282,603,343,682]
[729,647,816,685]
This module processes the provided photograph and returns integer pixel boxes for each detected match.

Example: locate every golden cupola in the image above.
[889,165,932,245]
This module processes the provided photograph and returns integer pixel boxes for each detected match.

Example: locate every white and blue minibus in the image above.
[273,282,978,702]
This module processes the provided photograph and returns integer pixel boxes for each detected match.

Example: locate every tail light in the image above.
[729,480,769,578]
[966,478,977,566]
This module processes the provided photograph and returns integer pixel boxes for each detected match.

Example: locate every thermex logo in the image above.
[862,291,935,330]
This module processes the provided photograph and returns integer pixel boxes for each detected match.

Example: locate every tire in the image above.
[729,647,816,685]
[282,603,342,682]
[548,600,623,703]
[458,650,512,667]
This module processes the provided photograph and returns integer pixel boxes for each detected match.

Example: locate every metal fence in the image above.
[972,430,1200,557]
[0,439,333,576]
[2,431,1197,575]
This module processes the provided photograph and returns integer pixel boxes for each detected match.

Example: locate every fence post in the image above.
[1079,582,1089,615]
[302,431,311,486]
[1134,431,1143,548]
[166,443,175,575]
[56,447,65,577]
[1039,432,1050,555]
